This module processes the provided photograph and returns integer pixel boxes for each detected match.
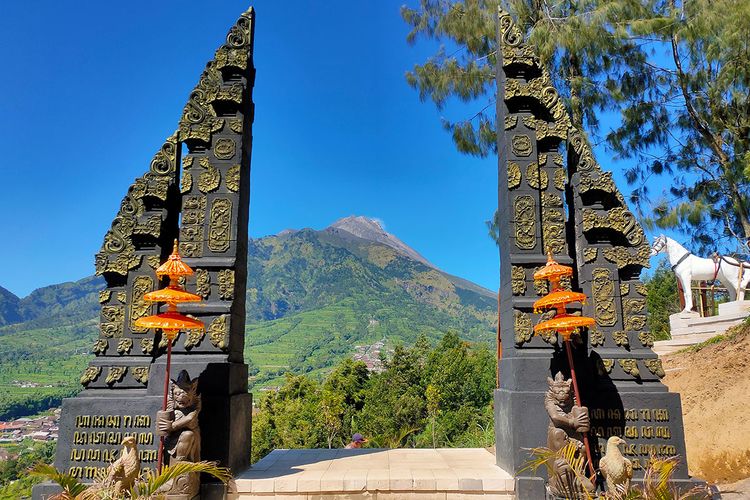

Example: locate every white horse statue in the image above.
[650,234,750,314]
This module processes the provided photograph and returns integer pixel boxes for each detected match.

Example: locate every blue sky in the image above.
[0,1,665,297]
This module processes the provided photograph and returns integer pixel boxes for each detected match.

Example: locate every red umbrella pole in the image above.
[157,336,173,473]
[564,338,596,479]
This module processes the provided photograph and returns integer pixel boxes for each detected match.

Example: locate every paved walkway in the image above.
[232,448,515,499]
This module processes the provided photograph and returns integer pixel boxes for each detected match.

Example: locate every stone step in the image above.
[233,448,515,499]
[670,319,744,337]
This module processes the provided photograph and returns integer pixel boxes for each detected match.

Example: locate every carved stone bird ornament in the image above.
[104,435,141,496]
[599,436,633,497]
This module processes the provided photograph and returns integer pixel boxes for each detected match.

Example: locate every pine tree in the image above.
[607,0,750,253]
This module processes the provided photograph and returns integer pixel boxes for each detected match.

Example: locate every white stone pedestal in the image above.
[654,302,750,356]
[718,300,750,316]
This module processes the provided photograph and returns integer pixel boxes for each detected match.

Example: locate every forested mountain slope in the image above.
[0,216,497,416]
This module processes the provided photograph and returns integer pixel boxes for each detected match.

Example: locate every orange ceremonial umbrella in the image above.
[133,240,204,471]
[533,249,597,478]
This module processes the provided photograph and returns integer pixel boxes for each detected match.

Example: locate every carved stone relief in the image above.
[514,196,536,250]
[511,135,533,157]
[511,266,526,295]
[208,198,232,252]
[592,268,617,327]
[507,161,521,190]
[514,310,533,346]
[129,276,153,333]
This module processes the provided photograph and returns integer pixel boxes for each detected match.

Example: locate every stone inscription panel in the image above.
[55,395,162,480]
[591,406,676,470]
[67,413,156,479]
[587,390,690,478]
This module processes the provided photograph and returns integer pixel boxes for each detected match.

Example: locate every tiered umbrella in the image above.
[135,240,204,471]
[533,250,596,478]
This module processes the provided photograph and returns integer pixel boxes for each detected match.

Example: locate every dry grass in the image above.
[692,449,750,484]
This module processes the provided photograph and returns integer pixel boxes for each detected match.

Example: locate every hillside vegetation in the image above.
[0,217,497,416]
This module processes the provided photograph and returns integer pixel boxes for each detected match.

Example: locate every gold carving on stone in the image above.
[526,162,548,189]
[514,196,536,250]
[116,338,133,355]
[208,315,229,350]
[612,331,630,348]
[511,266,526,295]
[619,359,640,378]
[639,331,655,347]
[512,135,533,157]
[504,115,518,130]
[130,276,153,333]
[208,198,232,252]
[178,96,224,143]
[102,306,125,324]
[180,242,203,258]
[583,248,598,263]
[553,168,566,190]
[592,268,617,327]
[195,269,210,299]
[623,299,646,315]
[100,322,123,339]
[132,366,149,385]
[229,119,243,133]
[534,266,549,295]
[116,291,127,303]
[146,255,160,270]
[624,315,647,331]
[80,366,102,386]
[226,164,241,192]
[582,208,646,246]
[620,283,629,296]
[589,328,604,347]
[218,269,235,300]
[602,245,651,269]
[601,359,614,373]
[149,138,178,176]
[579,171,617,194]
[214,138,236,160]
[183,156,194,169]
[541,193,565,254]
[514,310,533,346]
[106,367,127,385]
[181,172,193,194]
[644,358,665,378]
[99,291,111,304]
[507,161,521,189]
[198,157,221,193]
[141,338,154,355]
[635,283,648,296]
[185,329,204,349]
[92,340,108,355]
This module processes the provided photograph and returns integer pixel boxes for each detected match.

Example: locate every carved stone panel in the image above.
[208,198,232,252]
[129,276,153,333]
[514,195,536,250]
[592,268,617,327]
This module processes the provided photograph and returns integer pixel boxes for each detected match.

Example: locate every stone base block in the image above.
[718,300,750,316]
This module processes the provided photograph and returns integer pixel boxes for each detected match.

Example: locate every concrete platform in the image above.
[231,448,515,499]
[654,301,750,356]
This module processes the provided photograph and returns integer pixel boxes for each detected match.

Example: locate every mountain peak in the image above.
[327,216,432,267]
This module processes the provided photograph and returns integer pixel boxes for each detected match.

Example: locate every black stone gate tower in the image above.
[35,8,256,496]
[494,9,694,498]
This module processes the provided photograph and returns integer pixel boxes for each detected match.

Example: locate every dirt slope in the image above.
[661,321,750,485]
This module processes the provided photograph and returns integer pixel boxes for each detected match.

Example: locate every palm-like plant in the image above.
[520,446,711,500]
[520,442,594,500]
[30,460,232,500]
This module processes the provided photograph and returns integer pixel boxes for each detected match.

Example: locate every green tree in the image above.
[401,0,647,156]
[644,259,680,340]
[607,0,750,254]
